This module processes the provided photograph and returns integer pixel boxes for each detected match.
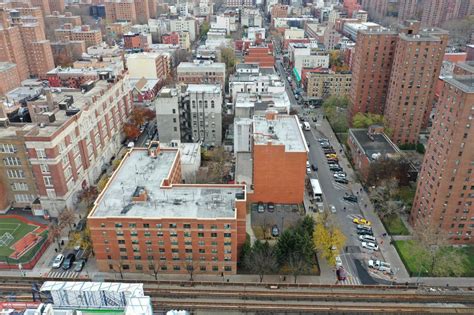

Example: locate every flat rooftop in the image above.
[444,75,474,93]
[350,129,399,161]
[186,84,221,93]
[178,61,226,70]
[253,114,307,152]
[91,148,244,219]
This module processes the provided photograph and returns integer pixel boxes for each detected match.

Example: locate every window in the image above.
[211,233,217,238]
[118,240,125,244]
[119,248,127,252]
[115,223,123,228]
[143,223,150,228]
[12,182,28,191]
[198,232,204,237]
[224,233,231,237]
[36,149,46,159]
[120,256,128,260]
[183,224,191,229]
[211,225,217,230]
[44,176,53,187]
[199,249,205,253]
[157,232,164,237]
[198,224,204,229]
[173,266,181,271]
[129,223,136,228]
[0,144,15,153]
[4,157,21,166]
[40,164,49,174]
[14,194,34,202]
[212,266,218,271]
[156,223,162,228]
[134,256,141,260]
[224,266,232,272]
[7,169,25,178]
[144,232,151,237]
[122,265,130,270]
[224,224,231,229]
[169,223,177,228]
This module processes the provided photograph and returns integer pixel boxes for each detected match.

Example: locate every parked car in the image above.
[330,166,343,172]
[268,202,275,212]
[326,157,339,162]
[359,235,377,243]
[334,178,349,184]
[336,267,347,281]
[74,259,86,272]
[311,164,318,171]
[257,202,265,213]
[326,153,337,159]
[330,204,337,213]
[333,173,346,179]
[368,260,391,273]
[318,138,329,143]
[52,254,65,269]
[335,256,343,268]
[357,229,374,236]
[327,160,339,165]
[306,166,311,174]
[362,242,379,251]
[353,218,371,225]
[343,195,358,202]
[306,161,310,168]
[62,253,76,270]
[272,225,280,237]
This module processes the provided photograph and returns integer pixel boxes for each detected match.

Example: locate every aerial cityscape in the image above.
[0,0,472,314]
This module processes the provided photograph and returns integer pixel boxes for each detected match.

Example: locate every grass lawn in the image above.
[0,218,37,257]
[394,240,474,277]
[382,214,410,235]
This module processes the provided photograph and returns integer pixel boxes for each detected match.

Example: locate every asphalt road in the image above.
[275,59,298,107]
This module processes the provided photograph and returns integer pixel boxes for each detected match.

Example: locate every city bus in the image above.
[310,178,323,210]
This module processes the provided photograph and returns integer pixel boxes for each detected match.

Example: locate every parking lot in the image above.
[250,203,305,240]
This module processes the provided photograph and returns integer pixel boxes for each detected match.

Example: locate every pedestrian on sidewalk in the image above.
[380,240,384,245]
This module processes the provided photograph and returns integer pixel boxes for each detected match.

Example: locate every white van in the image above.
[303,122,311,131]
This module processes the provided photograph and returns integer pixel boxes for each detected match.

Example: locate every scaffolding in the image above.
[40,282,152,315]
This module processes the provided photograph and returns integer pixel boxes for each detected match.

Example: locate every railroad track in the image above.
[144,287,474,304]
[150,299,474,313]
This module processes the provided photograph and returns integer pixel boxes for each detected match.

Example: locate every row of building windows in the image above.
[109,230,232,238]
[112,223,232,229]
[109,263,232,272]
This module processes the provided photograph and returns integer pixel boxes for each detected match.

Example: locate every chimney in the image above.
[148,141,161,158]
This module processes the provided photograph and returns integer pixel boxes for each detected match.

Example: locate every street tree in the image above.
[78,186,98,207]
[199,21,210,38]
[123,123,141,140]
[313,218,346,266]
[130,107,156,127]
[366,155,412,186]
[244,241,278,282]
[58,208,76,230]
[220,47,236,75]
[47,223,63,249]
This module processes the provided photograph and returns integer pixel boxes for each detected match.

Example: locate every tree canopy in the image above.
[313,215,346,266]
[352,112,385,128]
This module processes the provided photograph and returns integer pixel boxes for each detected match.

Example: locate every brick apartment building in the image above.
[88,143,247,274]
[48,0,65,14]
[410,75,474,244]
[305,70,352,100]
[349,26,398,119]
[55,24,102,48]
[384,21,448,144]
[177,61,226,88]
[350,21,447,144]
[105,0,150,24]
[123,32,150,51]
[0,9,54,80]
[45,12,82,39]
[0,62,21,95]
[398,0,418,21]
[0,73,133,215]
[250,111,308,204]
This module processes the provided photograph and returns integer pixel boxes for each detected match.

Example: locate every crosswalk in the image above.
[332,180,349,191]
[339,275,361,285]
[48,270,79,279]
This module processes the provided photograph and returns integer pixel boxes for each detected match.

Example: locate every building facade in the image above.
[177,61,226,88]
[55,24,102,48]
[126,52,171,80]
[88,144,247,274]
[0,62,21,95]
[384,22,448,144]
[306,71,352,100]
[411,75,474,244]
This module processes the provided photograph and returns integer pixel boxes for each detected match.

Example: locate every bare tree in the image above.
[183,259,198,281]
[113,260,126,280]
[412,224,467,277]
[58,208,76,230]
[287,251,311,284]
[369,178,405,219]
[78,186,99,207]
[148,258,164,280]
[244,241,278,282]
[47,223,63,249]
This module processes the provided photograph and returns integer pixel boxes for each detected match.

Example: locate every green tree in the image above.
[220,46,236,75]
[275,219,314,266]
[352,112,385,128]
[244,241,278,282]
[323,96,349,133]
[200,21,210,38]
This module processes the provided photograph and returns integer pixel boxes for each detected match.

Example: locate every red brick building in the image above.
[350,21,448,145]
[411,75,474,244]
[244,43,275,68]
[161,32,180,46]
[384,21,448,144]
[88,143,247,274]
[123,32,149,51]
[250,111,308,204]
